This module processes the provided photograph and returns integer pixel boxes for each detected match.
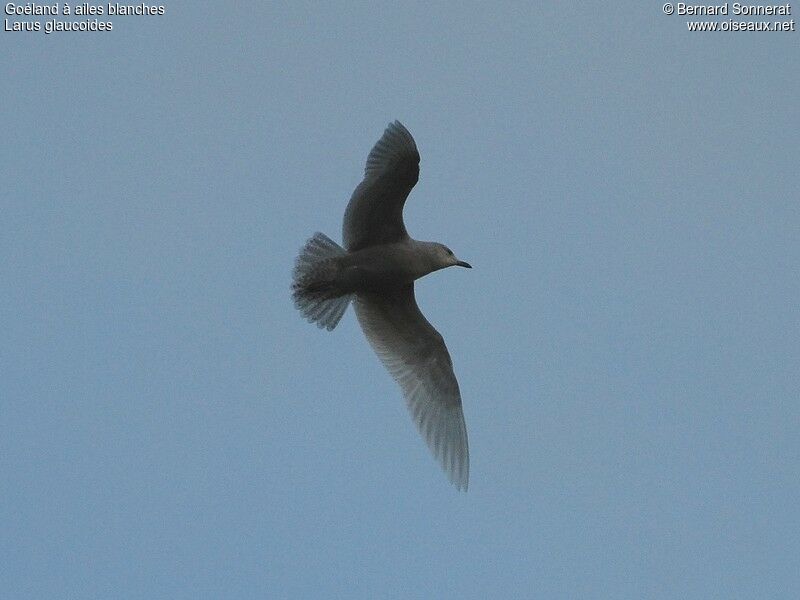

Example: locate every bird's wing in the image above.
[342,121,420,251]
[354,284,469,490]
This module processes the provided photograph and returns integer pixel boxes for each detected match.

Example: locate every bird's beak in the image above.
[455,260,472,269]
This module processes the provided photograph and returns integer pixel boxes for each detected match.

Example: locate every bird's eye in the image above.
[446,248,453,256]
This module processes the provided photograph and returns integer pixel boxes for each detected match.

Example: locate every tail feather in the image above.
[292,232,353,331]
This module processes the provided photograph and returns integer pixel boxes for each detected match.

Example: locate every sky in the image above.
[2,2,799,598]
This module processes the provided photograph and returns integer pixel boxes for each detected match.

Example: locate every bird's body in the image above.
[292,121,471,490]
[310,240,460,294]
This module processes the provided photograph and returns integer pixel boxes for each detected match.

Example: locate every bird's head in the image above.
[432,243,472,270]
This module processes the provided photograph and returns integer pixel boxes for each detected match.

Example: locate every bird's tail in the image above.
[292,232,353,331]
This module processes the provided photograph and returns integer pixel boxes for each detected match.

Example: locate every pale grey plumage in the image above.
[292,121,471,491]
[354,286,469,490]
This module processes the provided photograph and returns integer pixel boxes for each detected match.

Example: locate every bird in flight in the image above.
[292,121,471,491]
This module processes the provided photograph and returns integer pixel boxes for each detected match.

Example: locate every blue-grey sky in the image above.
[2,2,798,598]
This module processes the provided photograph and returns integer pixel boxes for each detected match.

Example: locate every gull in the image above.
[292,121,471,491]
